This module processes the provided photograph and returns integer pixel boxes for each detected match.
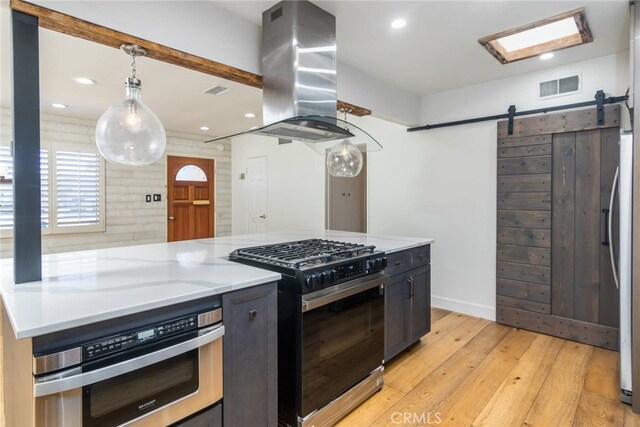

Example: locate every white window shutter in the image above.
[55,151,101,227]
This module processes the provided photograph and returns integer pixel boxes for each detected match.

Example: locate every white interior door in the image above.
[246,156,268,233]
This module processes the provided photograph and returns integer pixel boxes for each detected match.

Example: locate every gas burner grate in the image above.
[231,239,375,268]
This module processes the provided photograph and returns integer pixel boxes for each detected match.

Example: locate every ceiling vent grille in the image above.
[204,84,231,96]
[538,74,581,99]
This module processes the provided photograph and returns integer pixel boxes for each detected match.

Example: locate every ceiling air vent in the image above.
[204,84,231,96]
[538,74,581,99]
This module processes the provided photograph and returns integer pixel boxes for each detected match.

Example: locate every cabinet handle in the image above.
[394,261,401,267]
[249,310,257,320]
[407,277,414,299]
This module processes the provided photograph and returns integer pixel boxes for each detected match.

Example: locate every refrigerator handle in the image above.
[609,166,620,289]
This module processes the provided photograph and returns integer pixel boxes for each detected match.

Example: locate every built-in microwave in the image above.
[31,298,223,427]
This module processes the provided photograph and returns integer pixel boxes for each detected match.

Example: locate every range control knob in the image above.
[329,269,337,282]
[381,257,388,269]
[305,275,313,288]
[322,271,331,284]
[311,274,320,287]
[317,272,326,285]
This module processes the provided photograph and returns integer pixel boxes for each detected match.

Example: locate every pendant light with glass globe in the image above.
[95,44,166,166]
[326,109,364,178]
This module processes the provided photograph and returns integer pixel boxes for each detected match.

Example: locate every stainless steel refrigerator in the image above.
[617,130,633,404]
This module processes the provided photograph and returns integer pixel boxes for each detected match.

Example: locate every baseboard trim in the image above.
[432,295,496,321]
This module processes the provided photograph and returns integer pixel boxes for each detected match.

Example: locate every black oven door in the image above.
[83,349,199,426]
[299,273,387,417]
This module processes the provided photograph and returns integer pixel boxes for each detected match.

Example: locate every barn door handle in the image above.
[609,167,619,289]
[601,209,610,246]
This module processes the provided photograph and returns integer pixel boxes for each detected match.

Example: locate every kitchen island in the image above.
[1,230,433,427]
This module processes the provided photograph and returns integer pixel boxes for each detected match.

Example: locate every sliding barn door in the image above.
[496,105,620,350]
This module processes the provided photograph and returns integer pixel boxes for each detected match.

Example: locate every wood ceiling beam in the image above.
[10,0,372,117]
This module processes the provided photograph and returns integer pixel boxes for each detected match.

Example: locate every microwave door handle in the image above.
[34,324,224,398]
[301,274,388,312]
[609,167,619,289]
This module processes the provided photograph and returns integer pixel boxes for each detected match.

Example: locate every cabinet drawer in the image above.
[385,251,410,275]
[385,245,431,276]
[411,245,430,267]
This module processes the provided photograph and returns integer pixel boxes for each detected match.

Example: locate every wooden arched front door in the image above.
[167,156,215,242]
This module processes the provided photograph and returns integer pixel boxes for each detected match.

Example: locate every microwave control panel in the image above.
[83,314,197,361]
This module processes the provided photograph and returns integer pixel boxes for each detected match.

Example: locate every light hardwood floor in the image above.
[0,310,638,426]
[337,309,640,427]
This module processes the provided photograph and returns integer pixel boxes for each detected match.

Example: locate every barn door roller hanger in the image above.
[408,90,628,135]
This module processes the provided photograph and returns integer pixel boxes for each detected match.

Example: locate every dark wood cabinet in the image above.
[496,106,620,350]
[222,283,277,427]
[409,265,431,343]
[384,246,431,362]
[385,273,411,360]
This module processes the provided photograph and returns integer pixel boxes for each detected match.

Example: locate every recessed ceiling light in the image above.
[51,103,68,109]
[391,19,406,29]
[73,76,96,85]
[200,126,210,131]
[249,126,259,130]
[540,52,554,60]
[478,8,592,64]
[245,113,256,118]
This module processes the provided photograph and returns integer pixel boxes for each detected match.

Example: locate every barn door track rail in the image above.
[408,90,628,135]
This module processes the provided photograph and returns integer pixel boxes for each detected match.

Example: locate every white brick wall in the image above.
[0,108,231,258]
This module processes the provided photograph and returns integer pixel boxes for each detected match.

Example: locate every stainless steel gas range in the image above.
[230,239,388,427]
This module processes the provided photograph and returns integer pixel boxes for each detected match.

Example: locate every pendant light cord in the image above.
[339,108,352,132]
[130,53,137,79]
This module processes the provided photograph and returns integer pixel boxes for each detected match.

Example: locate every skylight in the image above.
[478,8,592,64]
[497,18,580,52]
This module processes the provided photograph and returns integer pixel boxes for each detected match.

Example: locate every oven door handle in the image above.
[34,324,224,398]
[301,273,388,312]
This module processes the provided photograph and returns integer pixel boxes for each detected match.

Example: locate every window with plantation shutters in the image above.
[0,146,49,232]
[55,151,101,228]
[0,143,104,237]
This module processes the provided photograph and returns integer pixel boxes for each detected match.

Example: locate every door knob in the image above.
[168,216,175,220]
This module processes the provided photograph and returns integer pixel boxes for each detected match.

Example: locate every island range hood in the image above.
[205,0,382,155]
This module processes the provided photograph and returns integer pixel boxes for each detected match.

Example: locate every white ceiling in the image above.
[0,1,630,134]
[214,0,630,96]
[0,4,263,138]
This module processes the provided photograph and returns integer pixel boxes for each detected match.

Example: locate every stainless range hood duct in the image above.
[205,0,381,153]
[263,1,337,126]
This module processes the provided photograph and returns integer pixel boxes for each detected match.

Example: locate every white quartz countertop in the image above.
[1,230,433,339]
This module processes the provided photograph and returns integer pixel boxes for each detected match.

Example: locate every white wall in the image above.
[231,135,325,235]
[413,52,630,319]
[421,52,630,125]
[337,62,421,126]
[29,0,422,125]
[230,52,630,321]
[0,108,232,258]
[352,115,499,320]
